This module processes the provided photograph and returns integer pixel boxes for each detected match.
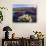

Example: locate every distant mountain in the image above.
[13,7,36,12]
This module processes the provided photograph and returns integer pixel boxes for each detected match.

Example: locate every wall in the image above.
[0,0,46,46]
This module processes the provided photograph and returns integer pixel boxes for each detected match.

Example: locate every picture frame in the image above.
[13,4,37,23]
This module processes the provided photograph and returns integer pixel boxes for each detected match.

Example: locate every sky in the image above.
[13,4,37,8]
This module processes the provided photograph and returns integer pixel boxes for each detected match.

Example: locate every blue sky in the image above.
[13,4,36,8]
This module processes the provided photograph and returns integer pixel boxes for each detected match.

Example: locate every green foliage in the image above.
[0,7,8,10]
[0,7,8,23]
[33,31,44,39]
[0,11,3,23]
